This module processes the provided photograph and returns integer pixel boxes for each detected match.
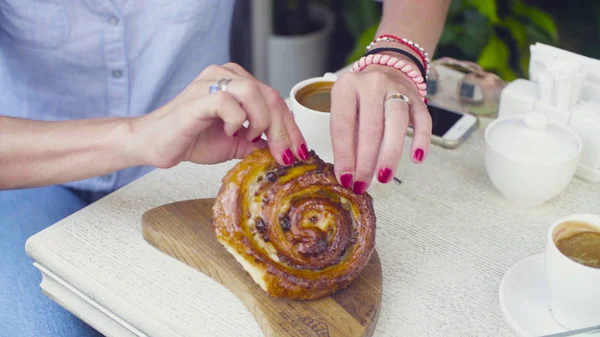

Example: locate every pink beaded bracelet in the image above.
[350,53,427,100]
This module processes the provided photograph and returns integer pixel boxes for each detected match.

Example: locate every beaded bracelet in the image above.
[367,34,431,78]
[364,47,426,83]
[350,53,427,100]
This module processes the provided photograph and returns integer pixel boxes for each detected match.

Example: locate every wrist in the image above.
[373,41,423,66]
[362,63,421,93]
[112,116,148,168]
[367,35,430,77]
[352,52,427,99]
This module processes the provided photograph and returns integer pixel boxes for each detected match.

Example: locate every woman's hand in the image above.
[330,62,432,194]
[131,63,308,168]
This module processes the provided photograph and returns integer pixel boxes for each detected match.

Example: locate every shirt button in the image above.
[111,69,123,78]
[108,16,119,26]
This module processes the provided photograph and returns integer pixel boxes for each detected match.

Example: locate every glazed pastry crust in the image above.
[212,148,376,300]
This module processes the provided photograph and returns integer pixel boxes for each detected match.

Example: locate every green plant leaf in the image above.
[512,1,558,41]
[520,54,530,78]
[500,67,518,81]
[345,23,379,64]
[455,9,492,58]
[439,24,464,46]
[501,17,527,50]
[448,0,465,18]
[477,35,516,81]
[499,16,529,77]
[467,0,498,23]
[342,0,380,38]
[524,24,556,46]
[477,35,507,69]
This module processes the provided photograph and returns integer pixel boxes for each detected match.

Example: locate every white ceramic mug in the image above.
[289,72,338,164]
[545,214,600,329]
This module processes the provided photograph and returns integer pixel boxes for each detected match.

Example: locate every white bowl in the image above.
[484,112,582,207]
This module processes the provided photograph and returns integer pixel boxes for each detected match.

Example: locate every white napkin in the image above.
[530,43,600,107]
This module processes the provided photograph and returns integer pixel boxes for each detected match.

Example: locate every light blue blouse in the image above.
[0,0,235,193]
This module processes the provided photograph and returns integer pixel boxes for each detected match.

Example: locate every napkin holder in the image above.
[498,43,600,183]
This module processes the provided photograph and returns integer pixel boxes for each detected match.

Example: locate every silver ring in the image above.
[384,93,411,107]
[217,78,232,91]
[208,78,233,94]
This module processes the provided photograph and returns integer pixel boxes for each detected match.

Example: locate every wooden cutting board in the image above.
[142,198,382,337]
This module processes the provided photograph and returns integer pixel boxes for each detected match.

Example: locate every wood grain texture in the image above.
[142,198,382,337]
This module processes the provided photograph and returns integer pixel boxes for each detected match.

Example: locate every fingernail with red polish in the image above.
[340,173,353,189]
[414,148,424,162]
[353,181,367,195]
[378,167,393,183]
[282,149,294,165]
[252,136,261,143]
[298,143,308,161]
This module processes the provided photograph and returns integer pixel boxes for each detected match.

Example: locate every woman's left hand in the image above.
[329,62,432,194]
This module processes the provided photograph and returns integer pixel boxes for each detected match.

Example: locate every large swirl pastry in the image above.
[212,148,376,300]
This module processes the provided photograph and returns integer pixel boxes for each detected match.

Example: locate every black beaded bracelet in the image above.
[363,47,427,84]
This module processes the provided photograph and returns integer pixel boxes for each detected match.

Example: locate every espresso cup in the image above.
[545,214,600,329]
[289,73,338,164]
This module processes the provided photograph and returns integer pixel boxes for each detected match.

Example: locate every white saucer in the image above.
[499,253,568,337]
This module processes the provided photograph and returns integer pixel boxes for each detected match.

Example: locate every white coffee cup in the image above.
[289,72,338,164]
[545,214,600,329]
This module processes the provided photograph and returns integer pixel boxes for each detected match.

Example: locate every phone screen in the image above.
[427,104,463,136]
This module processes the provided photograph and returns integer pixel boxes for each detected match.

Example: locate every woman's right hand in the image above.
[130,63,309,168]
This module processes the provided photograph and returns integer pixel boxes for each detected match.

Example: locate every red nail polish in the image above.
[378,167,392,183]
[424,98,428,105]
[252,136,261,143]
[233,131,239,137]
[340,174,353,189]
[298,143,308,161]
[414,148,424,162]
[353,181,367,195]
[282,148,294,165]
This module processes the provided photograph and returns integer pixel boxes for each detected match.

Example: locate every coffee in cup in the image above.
[545,214,600,329]
[289,73,338,164]
[554,220,600,269]
[294,81,334,113]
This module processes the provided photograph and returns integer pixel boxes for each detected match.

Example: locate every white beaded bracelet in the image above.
[366,35,431,79]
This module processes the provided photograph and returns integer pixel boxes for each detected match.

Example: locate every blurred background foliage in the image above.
[322,0,600,82]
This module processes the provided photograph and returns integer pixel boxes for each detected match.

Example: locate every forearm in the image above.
[0,116,141,189]
[376,0,451,55]
[361,1,451,90]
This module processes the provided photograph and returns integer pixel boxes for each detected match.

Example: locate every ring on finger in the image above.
[384,93,411,107]
[208,78,233,93]
[218,78,232,91]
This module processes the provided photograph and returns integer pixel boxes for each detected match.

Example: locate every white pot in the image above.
[267,3,334,96]
[484,111,582,207]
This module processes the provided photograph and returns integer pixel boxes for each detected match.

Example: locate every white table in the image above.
[26,116,600,337]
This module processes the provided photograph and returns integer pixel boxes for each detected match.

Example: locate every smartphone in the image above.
[408,102,478,149]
